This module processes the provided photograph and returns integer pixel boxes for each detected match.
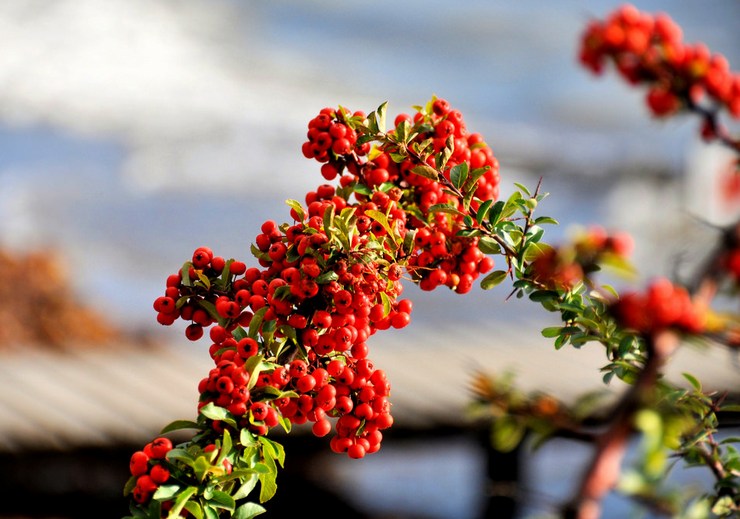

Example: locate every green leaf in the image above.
[153,484,180,501]
[183,501,204,519]
[123,475,136,496]
[711,496,735,516]
[233,502,267,519]
[480,270,508,290]
[435,135,454,171]
[233,474,260,501]
[523,242,555,263]
[166,448,195,469]
[450,162,469,190]
[491,416,525,452]
[203,505,219,519]
[259,436,286,468]
[513,182,531,196]
[365,210,393,237]
[682,373,702,392]
[428,203,463,216]
[180,262,193,287]
[244,354,266,390]
[477,236,500,255]
[166,486,197,518]
[248,306,269,339]
[410,164,439,180]
[208,491,236,513]
[199,403,231,423]
[375,101,387,133]
[487,200,505,226]
[475,199,494,225]
[533,216,559,226]
[541,326,563,338]
[284,199,305,221]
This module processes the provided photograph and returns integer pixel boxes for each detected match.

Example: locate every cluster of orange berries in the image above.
[128,437,173,506]
[579,4,740,122]
[303,98,500,294]
[529,226,634,290]
[611,277,706,335]
[128,97,506,513]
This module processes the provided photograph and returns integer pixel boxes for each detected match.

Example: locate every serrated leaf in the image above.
[480,270,508,290]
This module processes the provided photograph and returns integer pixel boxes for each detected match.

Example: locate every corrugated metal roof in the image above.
[0,320,738,453]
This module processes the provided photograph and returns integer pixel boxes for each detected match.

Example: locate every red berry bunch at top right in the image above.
[579,3,740,124]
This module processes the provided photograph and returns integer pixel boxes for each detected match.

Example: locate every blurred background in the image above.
[0,1,738,518]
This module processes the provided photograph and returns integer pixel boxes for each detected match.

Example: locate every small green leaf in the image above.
[284,199,305,221]
[248,306,269,339]
[315,270,339,284]
[180,262,193,287]
[491,416,525,452]
[541,326,563,338]
[475,199,494,225]
[682,373,702,392]
[533,216,559,226]
[480,270,508,290]
[513,182,531,196]
[450,162,469,190]
[487,200,505,226]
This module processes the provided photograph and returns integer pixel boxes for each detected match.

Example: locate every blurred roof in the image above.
[0,322,738,454]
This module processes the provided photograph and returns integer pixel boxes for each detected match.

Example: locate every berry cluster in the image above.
[128,97,506,514]
[610,277,706,335]
[529,226,634,290]
[579,4,740,122]
[302,97,500,294]
[128,437,173,506]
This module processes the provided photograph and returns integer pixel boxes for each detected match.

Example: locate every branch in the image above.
[561,330,680,519]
